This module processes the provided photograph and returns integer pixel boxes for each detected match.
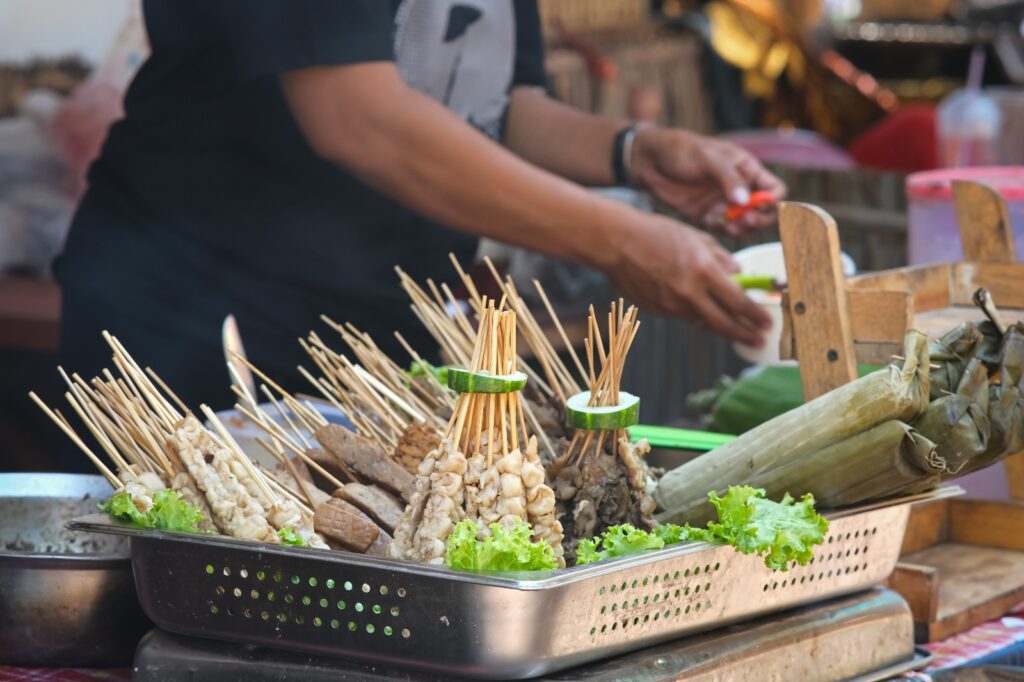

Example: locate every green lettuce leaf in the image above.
[406,361,452,386]
[572,487,828,571]
[702,486,829,571]
[445,518,557,572]
[100,489,205,533]
[576,524,665,565]
[99,490,147,525]
[278,526,306,547]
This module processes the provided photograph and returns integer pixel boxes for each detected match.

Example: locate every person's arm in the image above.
[280,62,770,345]
[504,87,786,236]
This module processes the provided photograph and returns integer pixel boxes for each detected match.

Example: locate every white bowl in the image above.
[732,243,856,365]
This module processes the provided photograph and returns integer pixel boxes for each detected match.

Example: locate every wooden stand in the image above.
[779,180,1024,642]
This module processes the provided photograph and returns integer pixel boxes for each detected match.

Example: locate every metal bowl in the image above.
[0,473,150,667]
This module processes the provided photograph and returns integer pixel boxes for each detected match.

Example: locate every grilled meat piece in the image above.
[332,483,404,534]
[316,424,414,500]
[313,498,381,552]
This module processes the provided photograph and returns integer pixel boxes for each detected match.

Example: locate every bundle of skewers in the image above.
[389,302,566,566]
[30,332,326,548]
[391,257,659,564]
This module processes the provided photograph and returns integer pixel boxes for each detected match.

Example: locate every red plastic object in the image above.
[725,190,775,221]
[848,106,939,172]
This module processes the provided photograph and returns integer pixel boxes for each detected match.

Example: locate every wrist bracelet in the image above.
[612,124,638,186]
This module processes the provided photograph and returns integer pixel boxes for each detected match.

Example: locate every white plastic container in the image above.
[906,167,1024,266]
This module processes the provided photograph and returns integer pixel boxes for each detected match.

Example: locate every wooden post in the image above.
[954,180,1024,501]
[954,180,1017,263]
[779,202,858,401]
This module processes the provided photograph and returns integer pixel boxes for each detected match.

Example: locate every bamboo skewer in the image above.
[29,391,119,487]
[233,403,348,489]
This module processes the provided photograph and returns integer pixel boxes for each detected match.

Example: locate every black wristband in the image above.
[612,124,636,186]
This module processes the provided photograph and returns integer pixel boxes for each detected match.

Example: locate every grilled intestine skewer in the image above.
[551,303,657,563]
[390,303,566,567]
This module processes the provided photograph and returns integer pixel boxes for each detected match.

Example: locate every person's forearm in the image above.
[282,65,642,272]
[504,87,627,187]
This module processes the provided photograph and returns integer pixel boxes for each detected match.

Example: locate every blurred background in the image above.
[2,0,1024,471]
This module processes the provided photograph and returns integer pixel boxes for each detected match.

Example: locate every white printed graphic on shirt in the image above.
[394,0,515,140]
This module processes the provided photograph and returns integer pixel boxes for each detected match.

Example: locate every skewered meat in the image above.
[410,440,467,564]
[314,498,381,552]
[389,450,436,561]
[522,437,565,566]
[552,440,656,564]
[316,424,415,500]
[393,421,442,474]
[274,458,331,508]
[120,469,166,514]
[173,416,277,543]
[365,530,394,557]
[332,483,404,534]
[303,448,351,492]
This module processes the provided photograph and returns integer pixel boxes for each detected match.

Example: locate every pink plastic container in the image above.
[907,167,1024,266]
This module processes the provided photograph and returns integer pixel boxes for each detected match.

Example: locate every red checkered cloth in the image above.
[902,601,1024,680]
[0,669,129,682]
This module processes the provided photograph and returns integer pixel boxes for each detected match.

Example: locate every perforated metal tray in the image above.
[70,499,914,679]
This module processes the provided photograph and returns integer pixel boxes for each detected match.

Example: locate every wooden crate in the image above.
[888,499,1024,642]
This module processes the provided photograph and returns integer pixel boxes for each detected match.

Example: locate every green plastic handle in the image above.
[730,273,777,291]
[628,424,736,452]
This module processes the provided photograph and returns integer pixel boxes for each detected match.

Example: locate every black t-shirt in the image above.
[55,0,545,409]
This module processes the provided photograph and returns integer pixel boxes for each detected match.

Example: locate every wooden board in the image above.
[887,562,939,622]
[847,264,953,312]
[779,203,858,399]
[949,499,1024,552]
[900,499,950,555]
[952,262,1024,309]
[900,543,1024,641]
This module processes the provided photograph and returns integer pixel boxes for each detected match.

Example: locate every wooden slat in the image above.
[782,290,911,364]
[901,543,1024,642]
[852,341,904,366]
[887,562,939,622]
[1007,451,1024,502]
[949,499,1024,551]
[954,180,1017,263]
[951,262,1024,309]
[900,499,949,555]
[848,290,913,342]
[847,264,953,312]
[779,203,858,400]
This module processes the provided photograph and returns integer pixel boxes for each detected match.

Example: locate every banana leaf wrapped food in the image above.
[960,323,1024,474]
[927,322,984,400]
[911,357,990,476]
[715,420,940,511]
[654,330,932,525]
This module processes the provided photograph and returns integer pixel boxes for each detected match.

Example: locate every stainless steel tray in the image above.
[70,500,914,679]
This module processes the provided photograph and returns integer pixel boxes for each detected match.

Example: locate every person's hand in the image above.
[610,215,771,346]
[630,127,786,237]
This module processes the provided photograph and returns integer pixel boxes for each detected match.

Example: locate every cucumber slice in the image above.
[567,391,640,430]
[447,368,528,394]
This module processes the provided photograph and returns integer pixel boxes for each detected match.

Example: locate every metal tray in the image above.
[70,500,913,679]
